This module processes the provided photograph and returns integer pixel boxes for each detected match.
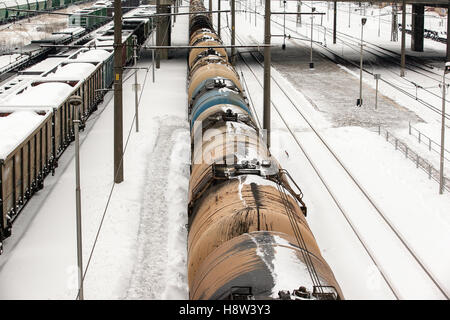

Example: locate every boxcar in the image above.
[0,109,53,243]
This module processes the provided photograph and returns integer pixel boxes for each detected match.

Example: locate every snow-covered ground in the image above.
[219,0,450,299]
[0,1,449,300]
[0,11,190,299]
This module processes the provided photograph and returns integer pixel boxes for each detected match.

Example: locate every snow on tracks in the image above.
[126,117,189,300]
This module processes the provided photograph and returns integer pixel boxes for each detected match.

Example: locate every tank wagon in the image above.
[0,6,153,253]
[186,0,343,300]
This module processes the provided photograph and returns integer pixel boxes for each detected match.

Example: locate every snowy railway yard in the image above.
[0,0,449,302]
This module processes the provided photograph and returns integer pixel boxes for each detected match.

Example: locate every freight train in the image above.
[0,0,141,78]
[0,5,154,254]
[0,0,88,24]
[186,0,343,300]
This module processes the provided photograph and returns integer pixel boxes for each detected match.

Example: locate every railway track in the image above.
[238,1,450,124]
[221,13,449,298]
[304,19,449,99]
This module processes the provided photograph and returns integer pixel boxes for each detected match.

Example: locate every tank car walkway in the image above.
[223,5,450,299]
[0,12,190,299]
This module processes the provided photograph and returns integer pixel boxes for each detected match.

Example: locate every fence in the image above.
[408,122,450,163]
[377,125,450,193]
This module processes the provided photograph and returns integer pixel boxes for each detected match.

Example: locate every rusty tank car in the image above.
[186,0,343,300]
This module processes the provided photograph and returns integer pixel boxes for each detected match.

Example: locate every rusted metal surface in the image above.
[187,0,343,300]
[188,63,242,102]
[188,40,228,69]
[190,231,343,299]
[0,110,53,235]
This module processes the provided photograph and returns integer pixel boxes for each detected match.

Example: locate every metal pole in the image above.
[218,0,221,37]
[282,0,286,50]
[255,0,256,27]
[375,77,378,110]
[209,0,212,24]
[333,1,336,44]
[174,0,177,24]
[71,96,83,300]
[264,0,271,148]
[374,74,380,110]
[297,1,301,26]
[152,31,155,83]
[348,2,350,28]
[400,0,406,77]
[378,6,381,37]
[156,0,161,69]
[391,5,398,42]
[358,18,366,107]
[309,7,315,68]
[133,35,139,133]
[439,65,448,194]
[231,0,236,65]
[113,0,124,183]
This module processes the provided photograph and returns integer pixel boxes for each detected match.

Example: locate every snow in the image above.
[226,1,450,299]
[3,82,74,107]
[0,9,189,299]
[0,54,22,69]
[0,110,50,159]
[20,57,68,75]
[0,1,449,301]
[45,62,97,80]
[74,49,111,62]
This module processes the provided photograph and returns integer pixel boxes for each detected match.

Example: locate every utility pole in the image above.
[348,2,351,28]
[113,0,124,183]
[374,74,380,110]
[439,62,450,194]
[209,0,212,24]
[333,1,337,44]
[133,35,139,133]
[264,0,271,148]
[378,6,381,37]
[218,0,221,37]
[152,30,155,82]
[357,17,367,107]
[297,1,301,26]
[310,7,315,69]
[231,0,236,65]
[156,0,161,69]
[282,0,286,50]
[70,95,84,300]
[400,0,406,77]
[391,4,398,42]
[255,0,256,27]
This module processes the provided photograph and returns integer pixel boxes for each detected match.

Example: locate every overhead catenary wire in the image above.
[265,10,450,122]
[74,32,157,299]
[235,41,401,299]
[80,12,171,281]
[226,5,449,298]
[240,33,449,298]
[249,46,450,299]
[224,22,326,296]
